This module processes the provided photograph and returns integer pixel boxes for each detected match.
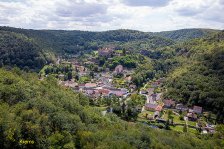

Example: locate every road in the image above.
[184,117,189,132]
[56,58,60,65]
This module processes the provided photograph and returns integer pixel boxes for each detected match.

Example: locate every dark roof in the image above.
[193,106,202,113]
[145,103,157,109]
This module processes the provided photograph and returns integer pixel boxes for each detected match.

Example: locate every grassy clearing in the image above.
[139,111,155,118]
[170,125,183,132]
[163,111,185,124]
[187,120,197,127]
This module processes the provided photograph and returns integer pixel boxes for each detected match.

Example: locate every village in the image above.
[41,46,216,135]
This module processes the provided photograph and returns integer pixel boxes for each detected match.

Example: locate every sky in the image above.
[0,0,223,32]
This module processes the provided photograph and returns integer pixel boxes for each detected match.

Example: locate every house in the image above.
[193,106,203,114]
[140,90,148,94]
[151,94,157,101]
[84,88,95,95]
[155,105,163,111]
[109,89,125,97]
[187,112,197,121]
[98,47,114,57]
[145,103,157,111]
[85,83,97,88]
[63,81,78,88]
[125,76,132,83]
[151,82,160,88]
[98,89,110,96]
[130,84,136,89]
[145,103,163,112]
[147,88,154,95]
[78,84,85,90]
[120,88,128,94]
[204,125,215,134]
[92,91,101,98]
[176,104,188,111]
[156,93,162,101]
[163,99,176,108]
[153,111,160,119]
[114,65,124,74]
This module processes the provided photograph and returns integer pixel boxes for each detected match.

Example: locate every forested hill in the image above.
[154,28,219,41]
[0,68,222,148]
[164,31,224,122]
[0,26,219,71]
[0,30,52,72]
[0,27,174,54]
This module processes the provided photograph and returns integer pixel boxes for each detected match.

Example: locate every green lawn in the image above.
[188,127,197,134]
[163,111,185,124]
[139,111,155,118]
[139,110,199,135]
[187,120,197,127]
[113,78,127,88]
[79,76,91,83]
[170,125,183,132]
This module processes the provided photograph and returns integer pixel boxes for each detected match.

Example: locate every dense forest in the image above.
[163,31,224,123]
[1,27,215,56]
[0,27,217,70]
[0,30,50,71]
[154,28,218,41]
[0,68,223,148]
[0,27,172,55]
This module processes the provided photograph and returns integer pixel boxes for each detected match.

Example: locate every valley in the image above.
[0,27,224,148]
[41,46,217,135]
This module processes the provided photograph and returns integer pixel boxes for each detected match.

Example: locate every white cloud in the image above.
[122,0,173,7]
[0,0,223,31]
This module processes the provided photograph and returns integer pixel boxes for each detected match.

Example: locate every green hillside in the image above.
[163,31,224,122]
[0,30,51,71]
[0,27,174,55]
[154,28,219,41]
[0,27,217,71]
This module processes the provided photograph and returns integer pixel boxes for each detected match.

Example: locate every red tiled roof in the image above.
[155,105,163,112]
[85,83,97,88]
[98,89,110,95]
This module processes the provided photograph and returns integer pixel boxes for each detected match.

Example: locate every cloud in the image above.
[122,0,173,7]
[174,0,224,23]
[55,1,107,18]
[176,7,206,16]
[0,0,223,31]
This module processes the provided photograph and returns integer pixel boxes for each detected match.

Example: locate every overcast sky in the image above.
[0,0,223,32]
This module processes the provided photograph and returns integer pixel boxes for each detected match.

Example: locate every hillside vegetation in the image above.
[0,30,51,71]
[154,28,218,41]
[164,31,224,122]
